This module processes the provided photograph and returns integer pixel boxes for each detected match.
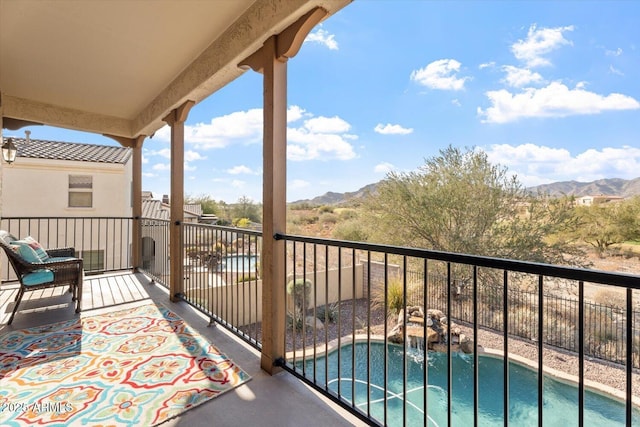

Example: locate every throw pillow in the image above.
[24,236,50,261]
[10,240,44,264]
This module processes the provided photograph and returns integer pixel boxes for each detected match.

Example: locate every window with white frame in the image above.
[69,175,93,208]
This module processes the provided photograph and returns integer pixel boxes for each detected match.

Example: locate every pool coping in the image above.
[286,333,640,409]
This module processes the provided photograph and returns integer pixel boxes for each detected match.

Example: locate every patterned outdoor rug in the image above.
[0,304,250,426]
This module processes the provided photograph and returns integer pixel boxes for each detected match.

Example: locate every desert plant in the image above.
[316,302,340,323]
[591,288,626,309]
[319,212,339,224]
[287,278,312,320]
[286,310,305,331]
[371,277,412,320]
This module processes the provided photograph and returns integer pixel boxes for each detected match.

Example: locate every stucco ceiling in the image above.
[0,0,350,140]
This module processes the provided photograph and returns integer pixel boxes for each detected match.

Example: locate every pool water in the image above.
[300,342,640,426]
[216,255,258,273]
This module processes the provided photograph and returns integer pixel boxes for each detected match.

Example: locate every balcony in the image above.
[0,226,364,426]
[2,216,639,426]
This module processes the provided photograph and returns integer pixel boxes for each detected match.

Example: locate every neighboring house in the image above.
[140,192,210,274]
[575,195,625,206]
[141,192,202,223]
[1,136,133,272]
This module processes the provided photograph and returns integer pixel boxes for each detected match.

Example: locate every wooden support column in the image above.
[104,134,147,271]
[163,101,194,301]
[131,138,144,270]
[240,7,327,375]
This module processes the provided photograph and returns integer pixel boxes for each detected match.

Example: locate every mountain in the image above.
[528,177,640,197]
[295,183,378,206]
[294,177,640,206]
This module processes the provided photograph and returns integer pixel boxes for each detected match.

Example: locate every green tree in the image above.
[185,194,220,215]
[231,196,261,223]
[574,197,640,256]
[364,145,582,265]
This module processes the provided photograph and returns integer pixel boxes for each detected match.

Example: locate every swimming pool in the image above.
[216,255,258,273]
[300,342,640,426]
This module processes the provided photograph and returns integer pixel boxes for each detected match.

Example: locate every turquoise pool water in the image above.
[216,255,258,273]
[300,342,640,426]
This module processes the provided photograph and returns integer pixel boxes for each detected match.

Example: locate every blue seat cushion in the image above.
[22,269,54,286]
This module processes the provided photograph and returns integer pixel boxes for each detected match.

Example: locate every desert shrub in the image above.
[316,302,340,323]
[318,205,334,213]
[286,311,304,331]
[543,316,577,350]
[509,306,538,339]
[290,202,316,210]
[338,209,358,220]
[291,212,319,225]
[287,278,313,319]
[237,273,258,283]
[591,288,626,309]
[371,277,414,320]
[320,212,339,224]
[332,219,368,241]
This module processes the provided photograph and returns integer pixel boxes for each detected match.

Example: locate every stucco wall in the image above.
[1,157,131,217]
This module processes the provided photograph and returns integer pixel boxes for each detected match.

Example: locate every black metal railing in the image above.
[4,216,640,426]
[272,233,640,427]
[179,222,263,349]
[1,217,133,280]
[404,270,640,367]
[139,218,170,287]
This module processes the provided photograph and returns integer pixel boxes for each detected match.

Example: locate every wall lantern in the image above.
[2,137,17,164]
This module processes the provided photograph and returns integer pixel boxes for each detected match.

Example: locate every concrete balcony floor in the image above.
[0,271,366,427]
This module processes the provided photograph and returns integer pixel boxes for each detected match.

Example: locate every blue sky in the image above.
[7,1,640,203]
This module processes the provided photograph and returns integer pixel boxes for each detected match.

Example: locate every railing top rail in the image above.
[275,232,640,289]
[182,221,262,237]
[1,216,133,220]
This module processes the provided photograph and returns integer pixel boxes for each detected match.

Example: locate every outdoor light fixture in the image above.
[2,137,17,164]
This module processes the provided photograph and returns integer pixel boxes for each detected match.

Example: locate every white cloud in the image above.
[609,65,624,76]
[374,162,394,174]
[451,99,462,107]
[231,180,245,189]
[227,165,258,175]
[511,24,574,68]
[185,150,206,162]
[606,47,623,56]
[184,163,196,172]
[501,65,543,87]
[152,163,171,171]
[288,105,309,123]
[484,143,640,186]
[142,172,157,178]
[479,62,496,69]
[290,179,310,190]
[157,106,357,162]
[155,109,264,149]
[304,116,351,133]
[147,148,170,159]
[304,28,339,50]
[287,127,356,161]
[374,123,413,135]
[478,82,640,123]
[410,59,470,91]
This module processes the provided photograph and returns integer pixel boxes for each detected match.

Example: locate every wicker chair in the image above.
[0,230,83,324]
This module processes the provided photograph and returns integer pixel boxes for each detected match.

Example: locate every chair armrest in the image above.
[46,247,76,258]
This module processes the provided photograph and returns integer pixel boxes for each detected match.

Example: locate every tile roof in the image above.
[142,199,170,220]
[3,137,132,164]
[141,197,202,220]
